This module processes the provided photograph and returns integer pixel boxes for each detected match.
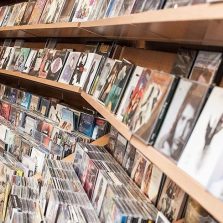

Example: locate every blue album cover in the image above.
[78,113,95,137]
[21,92,32,109]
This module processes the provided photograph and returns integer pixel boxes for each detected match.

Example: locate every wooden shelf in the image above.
[81,92,132,141]
[0,69,81,93]
[0,22,101,38]
[0,3,222,45]
[80,3,223,46]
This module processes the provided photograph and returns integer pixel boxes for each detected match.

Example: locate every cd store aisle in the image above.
[0,0,222,223]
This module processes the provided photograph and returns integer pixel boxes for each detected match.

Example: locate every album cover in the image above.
[58,52,81,84]
[46,50,69,81]
[0,85,5,99]
[0,102,11,121]
[1,6,13,27]
[58,0,78,22]
[107,126,119,154]
[171,49,197,78]
[21,114,37,137]
[29,95,40,111]
[155,212,170,223]
[72,0,97,22]
[0,47,6,63]
[130,71,175,144]
[99,185,114,222]
[154,79,209,162]
[20,0,37,25]
[0,6,9,26]
[7,48,21,71]
[48,0,67,23]
[93,58,116,99]
[3,87,17,104]
[157,177,187,222]
[83,160,99,199]
[122,68,151,127]
[38,49,56,78]
[14,48,31,72]
[78,113,95,137]
[28,0,48,24]
[143,0,166,11]
[20,139,32,157]
[96,0,111,19]
[30,147,46,173]
[122,143,136,175]
[39,97,51,117]
[178,87,223,191]
[70,53,98,88]
[20,92,32,109]
[13,2,28,26]
[113,134,128,165]
[92,117,108,140]
[38,0,54,24]
[6,3,22,26]
[88,57,107,95]
[141,161,163,204]
[83,54,102,93]
[87,0,104,21]
[131,151,147,187]
[116,66,144,120]
[22,49,38,73]
[21,155,36,177]
[29,49,47,76]
[49,103,66,123]
[184,197,217,223]
[189,51,222,84]
[59,108,74,132]
[0,47,13,69]
[164,0,195,8]
[118,0,136,16]
[92,171,108,215]
[104,60,134,112]
[131,0,165,13]
[105,0,124,18]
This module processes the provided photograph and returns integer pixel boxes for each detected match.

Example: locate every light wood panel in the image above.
[91,134,109,146]
[0,69,81,93]
[119,47,176,72]
[63,134,109,163]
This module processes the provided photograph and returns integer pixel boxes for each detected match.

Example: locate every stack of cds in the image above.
[73,142,158,222]
[41,159,100,223]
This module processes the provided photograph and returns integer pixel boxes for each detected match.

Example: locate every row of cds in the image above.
[0,83,109,177]
[72,142,218,223]
[0,0,209,27]
[41,159,100,223]
[0,37,223,207]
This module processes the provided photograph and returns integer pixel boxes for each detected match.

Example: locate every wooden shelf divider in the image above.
[0,69,81,93]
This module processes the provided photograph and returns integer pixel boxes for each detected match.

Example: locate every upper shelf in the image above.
[1,3,223,45]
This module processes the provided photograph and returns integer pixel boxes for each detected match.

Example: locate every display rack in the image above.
[0,2,223,222]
